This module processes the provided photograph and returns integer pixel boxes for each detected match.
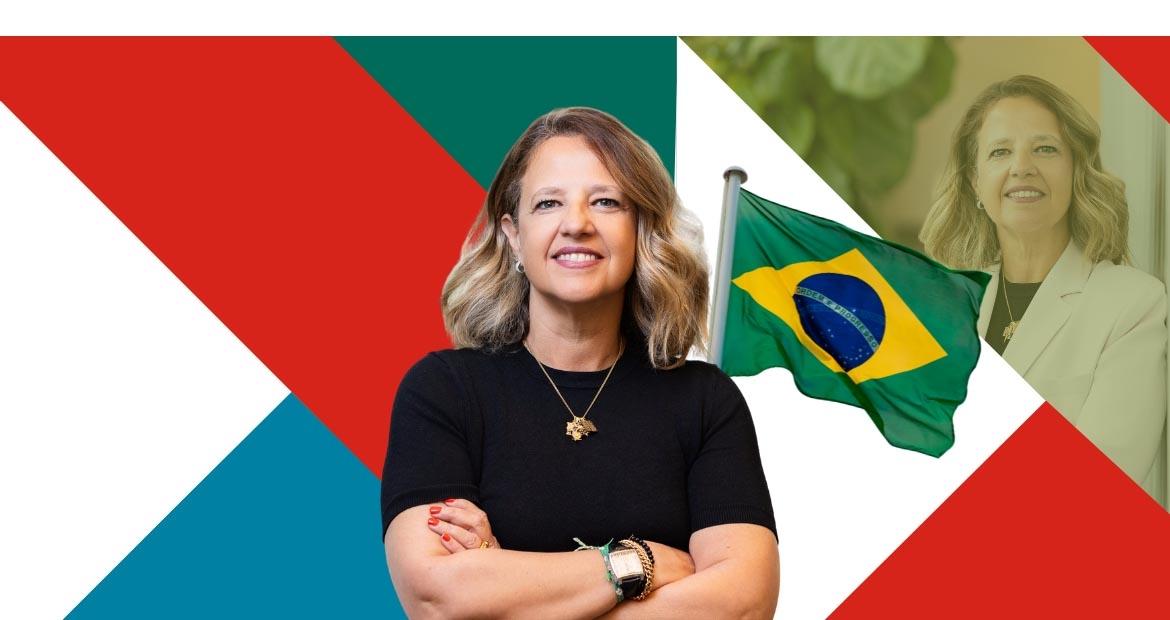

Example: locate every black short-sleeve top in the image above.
[380,337,776,552]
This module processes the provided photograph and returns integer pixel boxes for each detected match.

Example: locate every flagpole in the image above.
[710,166,747,369]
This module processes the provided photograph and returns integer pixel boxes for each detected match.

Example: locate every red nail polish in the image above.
[442,533,451,542]
[429,506,442,515]
[427,517,438,526]
[444,498,455,504]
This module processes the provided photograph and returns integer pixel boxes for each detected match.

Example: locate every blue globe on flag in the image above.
[792,273,887,371]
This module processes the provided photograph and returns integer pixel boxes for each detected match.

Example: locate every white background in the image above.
[0,1,1157,34]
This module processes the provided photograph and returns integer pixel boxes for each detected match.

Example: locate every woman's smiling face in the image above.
[974,96,1074,240]
[501,135,637,310]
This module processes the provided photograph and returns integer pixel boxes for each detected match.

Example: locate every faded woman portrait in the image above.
[380,107,779,618]
[921,75,1168,492]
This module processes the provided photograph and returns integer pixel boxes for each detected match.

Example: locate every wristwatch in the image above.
[607,546,646,600]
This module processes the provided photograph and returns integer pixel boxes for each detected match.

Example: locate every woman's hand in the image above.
[644,540,695,589]
[426,498,500,553]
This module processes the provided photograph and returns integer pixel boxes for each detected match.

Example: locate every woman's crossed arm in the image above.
[384,501,777,619]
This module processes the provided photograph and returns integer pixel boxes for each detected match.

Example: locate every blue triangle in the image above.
[69,394,405,619]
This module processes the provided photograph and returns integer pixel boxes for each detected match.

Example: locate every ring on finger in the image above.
[478,539,491,549]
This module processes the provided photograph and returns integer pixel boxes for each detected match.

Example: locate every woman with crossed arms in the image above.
[381,107,779,618]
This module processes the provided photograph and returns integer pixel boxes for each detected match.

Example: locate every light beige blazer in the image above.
[979,241,1168,488]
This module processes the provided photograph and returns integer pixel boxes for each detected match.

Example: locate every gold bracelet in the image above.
[619,539,654,600]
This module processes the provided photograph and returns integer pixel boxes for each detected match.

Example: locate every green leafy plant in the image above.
[684,37,955,219]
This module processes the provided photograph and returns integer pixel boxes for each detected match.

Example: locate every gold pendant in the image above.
[565,416,598,441]
[1002,320,1019,342]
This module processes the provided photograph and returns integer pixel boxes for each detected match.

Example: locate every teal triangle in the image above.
[69,394,405,619]
[337,37,677,187]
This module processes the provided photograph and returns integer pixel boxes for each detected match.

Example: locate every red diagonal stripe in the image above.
[832,403,1170,618]
[1087,37,1170,123]
[0,37,484,475]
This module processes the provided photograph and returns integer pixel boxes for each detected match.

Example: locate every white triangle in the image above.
[0,103,289,619]
[674,38,1042,619]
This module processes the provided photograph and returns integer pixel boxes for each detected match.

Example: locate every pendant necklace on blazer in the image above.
[525,339,624,441]
[1002,275,1019,343]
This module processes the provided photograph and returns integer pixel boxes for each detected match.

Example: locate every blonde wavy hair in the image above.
[440,107,708,369]
[921,75,1130,269]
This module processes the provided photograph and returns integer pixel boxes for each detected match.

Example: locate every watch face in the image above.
[609,548,644,581]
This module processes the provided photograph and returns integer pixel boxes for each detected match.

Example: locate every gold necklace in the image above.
[1001,273,1019,343]
[525,339,624,441]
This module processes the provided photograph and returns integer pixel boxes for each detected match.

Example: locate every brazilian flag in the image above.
[722,189,989,457]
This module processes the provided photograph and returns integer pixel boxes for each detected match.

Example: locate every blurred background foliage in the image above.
[684,37,956,221]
